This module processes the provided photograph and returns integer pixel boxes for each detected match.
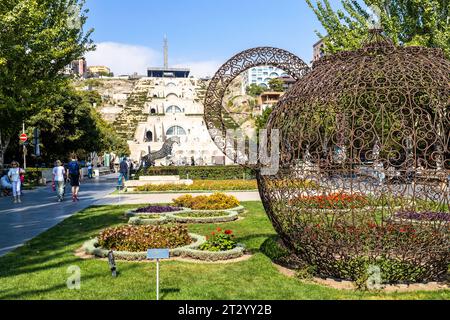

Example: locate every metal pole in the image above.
[22,123,26,170]
[156,259,159,300]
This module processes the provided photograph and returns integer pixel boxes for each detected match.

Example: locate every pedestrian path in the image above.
[0,174,117,256]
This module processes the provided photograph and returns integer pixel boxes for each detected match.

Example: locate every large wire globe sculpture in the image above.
[258,30,449,283]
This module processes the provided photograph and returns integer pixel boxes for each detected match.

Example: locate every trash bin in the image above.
[94,169,100,179]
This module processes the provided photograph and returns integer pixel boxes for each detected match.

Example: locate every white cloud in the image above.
[85,42,222,78]
[173,60,222,78]
[85,42,160,76]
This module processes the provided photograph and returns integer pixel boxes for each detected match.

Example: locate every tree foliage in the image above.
[268,78,285,92]
[0,0,94,166]
[306,0,450,58]
[246,84,266,97]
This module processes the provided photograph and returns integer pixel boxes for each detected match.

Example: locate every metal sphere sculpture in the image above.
[258,30,449,283]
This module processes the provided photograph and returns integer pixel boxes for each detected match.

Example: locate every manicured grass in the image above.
[0,202,448,300]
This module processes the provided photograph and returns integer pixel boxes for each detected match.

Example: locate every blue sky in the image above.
[84,0,338,76]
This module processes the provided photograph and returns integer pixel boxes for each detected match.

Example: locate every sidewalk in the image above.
[0,173,118,256]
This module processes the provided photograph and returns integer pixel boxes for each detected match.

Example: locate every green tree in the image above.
[255,106,273,131]
[268,78,285,92]
[246,84,266,97]
[306,0,450,58]
[0,0,94,167]
[25,83,128,163]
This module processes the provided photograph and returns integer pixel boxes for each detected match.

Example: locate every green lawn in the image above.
[0,202,448,300]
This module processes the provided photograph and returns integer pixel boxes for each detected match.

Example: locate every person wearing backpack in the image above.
[67,154,82,202]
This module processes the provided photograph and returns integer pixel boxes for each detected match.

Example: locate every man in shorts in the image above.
[67,154,82,202]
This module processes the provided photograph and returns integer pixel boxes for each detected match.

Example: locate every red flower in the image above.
[217,227,222,232]
[211,232,215,235]
[399,228,407,233]
[224,230,233,235]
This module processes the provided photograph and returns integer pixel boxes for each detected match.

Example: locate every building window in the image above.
[166,105,182,113]
[145,130,153,142]
[150,108,156,114]
[166,126,186,136]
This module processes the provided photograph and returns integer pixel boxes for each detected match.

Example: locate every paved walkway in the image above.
[0,174,118,256]
[96,191,261,205]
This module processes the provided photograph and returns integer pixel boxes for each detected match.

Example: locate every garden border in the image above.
[82,234,246,262]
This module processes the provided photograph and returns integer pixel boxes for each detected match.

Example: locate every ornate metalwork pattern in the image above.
[257,31,450,282]
[203,47,310,158]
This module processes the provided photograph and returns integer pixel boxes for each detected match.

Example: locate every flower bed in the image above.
[289,193,369,209]
[129,210,239,225]
[172,193,240,210]
[135,206,183,214]
[135,180,258,192]
[167,210,239,224]
[98,225,192,252]
[83,232,246,262]
[126,206,190,217]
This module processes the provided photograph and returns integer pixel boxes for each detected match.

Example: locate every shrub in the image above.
[135,206,182,213]
[199,228,237,252]
[135,180,258,192]
[98,225,192,252]
[174,211,232,218]
[172,193,240,210]
[138,165,256,180]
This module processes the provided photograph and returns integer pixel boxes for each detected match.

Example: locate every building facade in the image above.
[64,58,87,77]
[241,66,289,93]
[127,75,232,166]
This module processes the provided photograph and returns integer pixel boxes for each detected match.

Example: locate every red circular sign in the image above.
[19,133,27,142]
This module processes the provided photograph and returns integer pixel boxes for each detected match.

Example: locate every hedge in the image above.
[137,165,256,180]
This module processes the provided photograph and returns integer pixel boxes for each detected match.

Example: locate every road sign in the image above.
[20,133,27,142]
[147,249,170,300]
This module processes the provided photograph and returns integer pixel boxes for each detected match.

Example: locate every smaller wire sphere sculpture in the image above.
[258,30,449,284]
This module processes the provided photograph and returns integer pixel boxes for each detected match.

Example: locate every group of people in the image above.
[0,155,84,204]
[52,155,82,202]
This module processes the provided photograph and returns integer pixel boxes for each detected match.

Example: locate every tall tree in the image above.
[306,0,450,58]
[0,0,94,167]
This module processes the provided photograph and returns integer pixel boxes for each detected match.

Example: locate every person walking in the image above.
[118,157,129,188]
[87,161,93,179]
[52,160,66,202]
[8,161,24,203]
[67,155,82,202]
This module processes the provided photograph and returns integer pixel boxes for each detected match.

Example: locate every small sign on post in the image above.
[147,249,170,300]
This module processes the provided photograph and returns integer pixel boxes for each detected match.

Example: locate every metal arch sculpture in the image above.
[203,47,310,157]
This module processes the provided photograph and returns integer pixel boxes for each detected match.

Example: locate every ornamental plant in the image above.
[290,193,368,209]
[98,225,192,252]
[199,228,237,252]
[172,193,240,210]
[135,206,182,214]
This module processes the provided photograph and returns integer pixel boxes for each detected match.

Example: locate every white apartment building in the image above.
[241,66,289,94]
